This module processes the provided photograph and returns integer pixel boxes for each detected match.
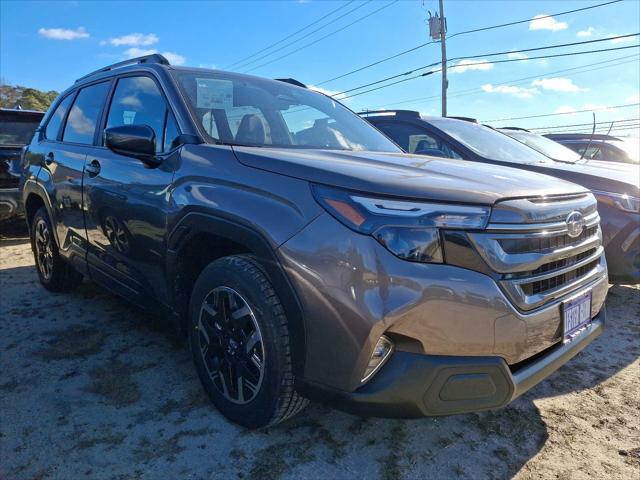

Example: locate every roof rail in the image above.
[357,109,420,118]
[448,116,478,123]
[75,54,170,83]
[500,126,530,132]
[275,78,307,88]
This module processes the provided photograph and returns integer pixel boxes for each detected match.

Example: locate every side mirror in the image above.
[104,124,156,160]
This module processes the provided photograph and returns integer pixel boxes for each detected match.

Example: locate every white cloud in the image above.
[531,77,588,93]
[106,32,159,47]
[608,33,635,44]
[577,27,595,37]
[162,52,186,65]
[482,84,539,99]
[554,106,577,115]
[123,48,185,65]
[450,59,493,74]
[38,27,89,40]
[529,15,568,31]
[507,52,529,60]
[625,93,640,103]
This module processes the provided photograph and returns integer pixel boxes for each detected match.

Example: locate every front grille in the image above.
[499,225,598,254]
[529,248,596,276]
[468,207,606,311]
[522,258,600,296]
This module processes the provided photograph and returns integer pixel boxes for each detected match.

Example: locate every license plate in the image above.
[562,291,592,342]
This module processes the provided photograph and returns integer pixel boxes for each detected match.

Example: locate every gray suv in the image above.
[21,55,608,428]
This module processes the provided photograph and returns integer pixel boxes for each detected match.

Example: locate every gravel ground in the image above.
[1,221,639,480]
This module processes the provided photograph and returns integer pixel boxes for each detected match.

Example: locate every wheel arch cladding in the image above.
[167,212,307,379]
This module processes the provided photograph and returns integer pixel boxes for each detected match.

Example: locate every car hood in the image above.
[536,159,639,195]
[232,147,588,205]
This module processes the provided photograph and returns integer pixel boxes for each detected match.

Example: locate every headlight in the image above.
[593,190,640,213]
[312,184,491,263]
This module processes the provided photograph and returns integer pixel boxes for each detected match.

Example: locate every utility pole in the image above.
[428,1,448,116]
[439,0,447,117]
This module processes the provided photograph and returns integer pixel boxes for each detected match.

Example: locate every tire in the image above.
[188,255,308,428]
[30,207,83,292]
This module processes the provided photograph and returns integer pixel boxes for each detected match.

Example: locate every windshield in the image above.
[174,71,400,152]
[500,130,581,163]
[0,119,40,146]
[428,118,552,164]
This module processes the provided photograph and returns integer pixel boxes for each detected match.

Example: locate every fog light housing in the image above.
[361,335,394,383]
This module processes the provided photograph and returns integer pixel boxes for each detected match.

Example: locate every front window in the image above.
[429,118,552,164]
[500,130,581,163]
[174,71,400,152]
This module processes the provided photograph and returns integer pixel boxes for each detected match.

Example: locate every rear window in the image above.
[0,118,41,145]
[62,82,110,145]
[45,94,74,140]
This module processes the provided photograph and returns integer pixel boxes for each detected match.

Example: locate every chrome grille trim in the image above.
[485,211,599,233]
[468,224,602,274]
[500,255,606,311]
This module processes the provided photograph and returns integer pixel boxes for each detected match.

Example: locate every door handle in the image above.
[85,159,101,177]
[45,152,54,166]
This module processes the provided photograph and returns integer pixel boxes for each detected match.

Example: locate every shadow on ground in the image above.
[1,242,638,479]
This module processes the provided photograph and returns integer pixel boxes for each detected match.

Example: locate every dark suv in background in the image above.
[0,108,44,221]
[21,55,608,428]
[363,111,639,283]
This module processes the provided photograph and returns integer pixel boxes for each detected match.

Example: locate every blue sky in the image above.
[1,0,639,133]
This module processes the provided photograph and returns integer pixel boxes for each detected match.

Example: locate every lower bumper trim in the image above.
[300,308,605,418]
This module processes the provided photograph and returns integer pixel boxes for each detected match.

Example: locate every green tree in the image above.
[0,84,59,111]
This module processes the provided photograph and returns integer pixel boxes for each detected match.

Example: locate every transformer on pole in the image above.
[428,1,447,116]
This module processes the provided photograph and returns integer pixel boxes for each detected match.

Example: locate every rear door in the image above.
[82,74,180,306]
[35,82,111,271]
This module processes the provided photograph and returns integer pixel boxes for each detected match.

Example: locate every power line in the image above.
[483,103,640,123]
[224,1,357,70]
[242,1,399,74]
[336,33,639,96]
[365,54,639,109]
[316,0,624,85]
[337,44,640,100]
[529,118,640,130]
[231,1,371,71]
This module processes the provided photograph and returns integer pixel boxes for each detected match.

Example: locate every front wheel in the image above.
[30,207,83,292]
[188,255,308,428]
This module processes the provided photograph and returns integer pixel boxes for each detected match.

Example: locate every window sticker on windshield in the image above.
[196,78,233,109]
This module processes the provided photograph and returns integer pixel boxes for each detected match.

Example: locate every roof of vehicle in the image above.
[359,110,480,125]
[0,108,45,119]
[543,133,623,141]
[72,54,309,94]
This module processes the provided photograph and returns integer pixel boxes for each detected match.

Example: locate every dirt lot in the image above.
[1,222,639,480]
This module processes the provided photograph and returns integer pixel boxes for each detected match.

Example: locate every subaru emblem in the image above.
[566,211,585,238]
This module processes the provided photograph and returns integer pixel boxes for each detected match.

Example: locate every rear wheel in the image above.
[188,255,307,428]
[30,207,83,292]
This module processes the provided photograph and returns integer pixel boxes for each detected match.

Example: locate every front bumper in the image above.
[0,188,23,221]
[301,308,605,417]
[279,213,608,392]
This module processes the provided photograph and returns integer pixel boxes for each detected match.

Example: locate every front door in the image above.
[82,75,180,306]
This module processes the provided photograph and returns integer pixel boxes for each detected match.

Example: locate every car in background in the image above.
[1,108,44,221]
[544,133,639,165]
[362,111,639,283]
